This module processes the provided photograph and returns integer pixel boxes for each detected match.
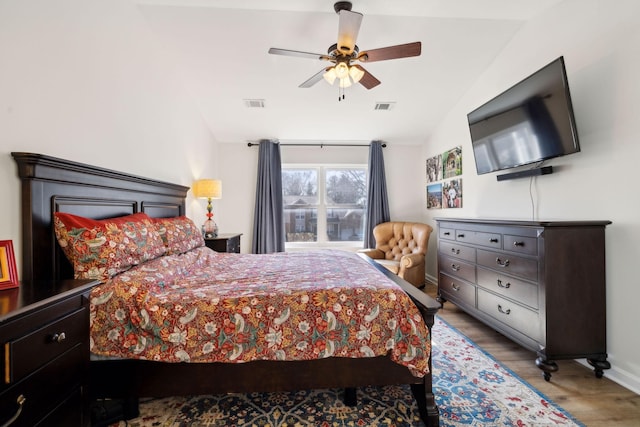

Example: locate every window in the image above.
[283,165,367,247]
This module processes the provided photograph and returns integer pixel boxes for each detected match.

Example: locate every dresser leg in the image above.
[535,356,558,381]
[587,358,611,378]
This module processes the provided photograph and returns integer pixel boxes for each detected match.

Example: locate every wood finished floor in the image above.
[423,283,640,426]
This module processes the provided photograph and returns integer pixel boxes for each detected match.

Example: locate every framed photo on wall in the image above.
[426,154,442,183]
[0,240,19,290]
[443,179,463,209]
[427,183,443,209]
[443,146,462,178]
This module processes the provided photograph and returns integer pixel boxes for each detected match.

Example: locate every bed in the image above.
[12,152,440,425]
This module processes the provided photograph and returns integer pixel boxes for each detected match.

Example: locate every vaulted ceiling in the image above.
[136,0,563,145]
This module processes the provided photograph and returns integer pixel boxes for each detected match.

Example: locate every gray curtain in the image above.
[252,140,285,253]
[364,141,390,248]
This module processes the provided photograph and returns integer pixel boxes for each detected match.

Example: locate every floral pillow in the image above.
[53,212,166,281]
[152,216,204,255]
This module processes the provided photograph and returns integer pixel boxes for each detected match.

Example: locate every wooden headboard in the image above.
[12,152,189,282]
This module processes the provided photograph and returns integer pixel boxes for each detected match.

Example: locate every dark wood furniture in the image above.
[0,279,98,426]
[436,218,611,381]
[12,152,440,426]
[204,233,242,253]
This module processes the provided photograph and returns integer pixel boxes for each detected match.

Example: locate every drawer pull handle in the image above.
[1,394,26,427]
[450,264,461,271]
[443,231,451,236]
[451,283,460,291]
[497,305,511,315]
[51,332,66,343]
[497,279,511,289]
[495,257,510,267]
[513,241,525,247]
[451,248,460,255]
[457,234,465,238]
[489,238,498,243]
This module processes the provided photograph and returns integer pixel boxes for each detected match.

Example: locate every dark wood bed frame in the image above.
[12,152,440,425]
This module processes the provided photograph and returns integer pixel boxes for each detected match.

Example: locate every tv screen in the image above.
[467,56,580,176]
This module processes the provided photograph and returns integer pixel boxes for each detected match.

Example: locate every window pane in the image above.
[326,208,364,241]
[284,207,317,242]
[325,169,366,205]
[282,169,318,204]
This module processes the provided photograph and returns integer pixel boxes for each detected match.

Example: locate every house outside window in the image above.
[283,165,367,248]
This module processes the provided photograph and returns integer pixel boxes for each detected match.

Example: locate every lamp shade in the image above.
[192,179,222,199]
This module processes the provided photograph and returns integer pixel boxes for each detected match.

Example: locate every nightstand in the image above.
[204,233,242,253]
[0,279,99,427]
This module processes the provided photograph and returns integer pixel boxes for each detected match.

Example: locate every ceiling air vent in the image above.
[374,102,395,111]
[244,99,266,108]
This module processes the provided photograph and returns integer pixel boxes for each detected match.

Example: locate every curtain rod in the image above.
[247,142,386,148]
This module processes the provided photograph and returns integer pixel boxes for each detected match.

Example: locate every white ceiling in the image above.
[136,0,563,145]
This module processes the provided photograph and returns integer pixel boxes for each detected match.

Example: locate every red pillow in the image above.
[53,212,166,281]
[152,216,204,255]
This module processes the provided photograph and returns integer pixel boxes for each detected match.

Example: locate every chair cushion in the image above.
[375,259,400,275]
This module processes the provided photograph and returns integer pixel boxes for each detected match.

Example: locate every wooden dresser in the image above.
[435,218,611,380]
[204,233,242,253]
[0,279,98,426]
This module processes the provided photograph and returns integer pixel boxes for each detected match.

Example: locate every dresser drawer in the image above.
[476,249,538,282]
[439,255,476,283]
[477,267,539,309]
[503,234,538,256]
[438,273,476,308]
[0,344,85,427]
[454,230,502,249]
[477,289,541,341]
[439,241,476,263]
[439,227,456,241]
[4,307,86,385]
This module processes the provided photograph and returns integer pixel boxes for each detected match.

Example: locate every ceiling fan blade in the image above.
[299,68,328,88]
[337,10,363,55]
[352,65,381,90]
[358,41,421,63]
[269,48,330,61]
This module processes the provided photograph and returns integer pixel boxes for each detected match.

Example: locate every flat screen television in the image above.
[467,56,580,179]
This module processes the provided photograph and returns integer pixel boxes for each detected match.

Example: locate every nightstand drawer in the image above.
[0,344,84,427]
[4,307,86,385]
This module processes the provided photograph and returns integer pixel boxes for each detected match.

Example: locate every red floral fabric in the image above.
[90,248,431,376]
[152,216,204,255]
[54,212,166,281]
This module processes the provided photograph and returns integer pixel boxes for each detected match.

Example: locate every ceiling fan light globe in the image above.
[323,67,337,85]
[349,66,364,83]
[335,62,350,79]
[338,76,352,88]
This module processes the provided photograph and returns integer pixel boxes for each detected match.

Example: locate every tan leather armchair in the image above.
[359,222,433,288]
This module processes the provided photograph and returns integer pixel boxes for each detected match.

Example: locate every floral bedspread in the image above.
[90,248,431,377]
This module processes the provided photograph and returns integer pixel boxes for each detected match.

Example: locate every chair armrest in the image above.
[357,248,385,259]
[400,253,424,268]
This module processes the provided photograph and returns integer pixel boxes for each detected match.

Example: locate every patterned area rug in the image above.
[108,317,583,426]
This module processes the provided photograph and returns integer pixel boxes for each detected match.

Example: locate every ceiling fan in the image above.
[268,1,421,98]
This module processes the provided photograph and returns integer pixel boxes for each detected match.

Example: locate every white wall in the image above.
[422,0,640,393]
[0,0,218,273]
[217,142,424,253]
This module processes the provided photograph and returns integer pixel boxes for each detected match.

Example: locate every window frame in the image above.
[282,163,367,250]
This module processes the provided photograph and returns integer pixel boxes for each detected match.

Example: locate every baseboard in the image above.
[425,273,437,286]
[577,359,640,395]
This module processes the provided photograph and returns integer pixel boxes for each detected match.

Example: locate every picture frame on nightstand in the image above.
[0,239,19,290]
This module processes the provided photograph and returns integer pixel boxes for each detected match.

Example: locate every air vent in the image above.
[244,99,266,108]
[374,102,395,111]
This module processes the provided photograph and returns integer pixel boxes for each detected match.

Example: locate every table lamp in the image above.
[192,178,222,238]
